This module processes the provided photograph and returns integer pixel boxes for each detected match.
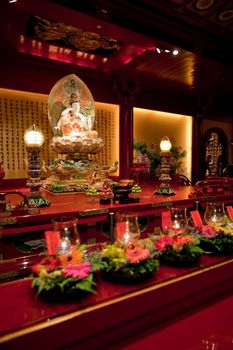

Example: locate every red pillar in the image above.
[192,113,203,184]
[115,81,140,179]
[119,104,133,179]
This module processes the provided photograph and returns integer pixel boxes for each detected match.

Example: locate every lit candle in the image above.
[58,237,71,255]
[173,220,180,229]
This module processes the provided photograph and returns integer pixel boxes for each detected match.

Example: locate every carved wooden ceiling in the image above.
[1,0,233,101]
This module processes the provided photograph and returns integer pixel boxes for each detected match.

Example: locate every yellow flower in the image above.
[102,244,125,259]
[38,267,49,279]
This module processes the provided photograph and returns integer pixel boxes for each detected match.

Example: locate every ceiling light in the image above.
[165,49,170,53]
[8,0,18,3]
[100,9,108,14]
[156,48,161,54]
[172,49,179,56]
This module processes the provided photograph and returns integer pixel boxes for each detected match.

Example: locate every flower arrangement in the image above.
[100,238,160,282]
[133,140,187,174]
[154,231,203,265]
[31,244,102,299]
[196,223,233,255]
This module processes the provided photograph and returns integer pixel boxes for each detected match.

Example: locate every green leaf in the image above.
[75,278,96,293]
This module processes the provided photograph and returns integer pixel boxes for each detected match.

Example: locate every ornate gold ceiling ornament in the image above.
[195,0,215,11]
[32,16,121,54]
[218,9,233,21]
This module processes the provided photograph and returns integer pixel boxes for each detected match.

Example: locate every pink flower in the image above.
[63,261,91,279]
[201,225,217,238]
[125,246,150,264]
[155,236,175,251]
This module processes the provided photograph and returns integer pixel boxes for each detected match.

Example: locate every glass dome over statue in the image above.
[43,74,118,193]
[48,74,103,154]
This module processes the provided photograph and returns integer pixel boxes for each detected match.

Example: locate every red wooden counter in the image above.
[1,184,233,279]
[1,254,233,350]
[1,185,194,228]
[0,185,196,265]
[2,184,233,233]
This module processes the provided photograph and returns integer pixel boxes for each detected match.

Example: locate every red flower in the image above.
[32,257,61,274]
[155,236,175,251]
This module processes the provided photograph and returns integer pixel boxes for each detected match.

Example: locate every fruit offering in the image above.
[132,184,142,193]
[87,187,100,196]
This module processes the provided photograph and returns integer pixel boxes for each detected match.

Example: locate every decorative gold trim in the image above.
[151,202,173,208]
[0,218,17,225]
[33,16,121,54]
[79,208,109,216]
[1,257,233,343]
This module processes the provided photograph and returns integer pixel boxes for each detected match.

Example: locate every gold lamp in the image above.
[155,136,175,195]
[24,124,50,207]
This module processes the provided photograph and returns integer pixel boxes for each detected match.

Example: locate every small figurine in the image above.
[99,182,113,204]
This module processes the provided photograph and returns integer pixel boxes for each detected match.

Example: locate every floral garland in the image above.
[100,238,160,281]
[31,245,103,298]
[196,223,233,255]
[154,231,203,265]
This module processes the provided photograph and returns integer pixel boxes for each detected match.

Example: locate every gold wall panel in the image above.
[0,89,119,179]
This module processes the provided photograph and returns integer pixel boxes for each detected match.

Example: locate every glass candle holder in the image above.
[170,207,188,230]
[53,217,80,254]
[204,202,226,225]
[114,212,141,245]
